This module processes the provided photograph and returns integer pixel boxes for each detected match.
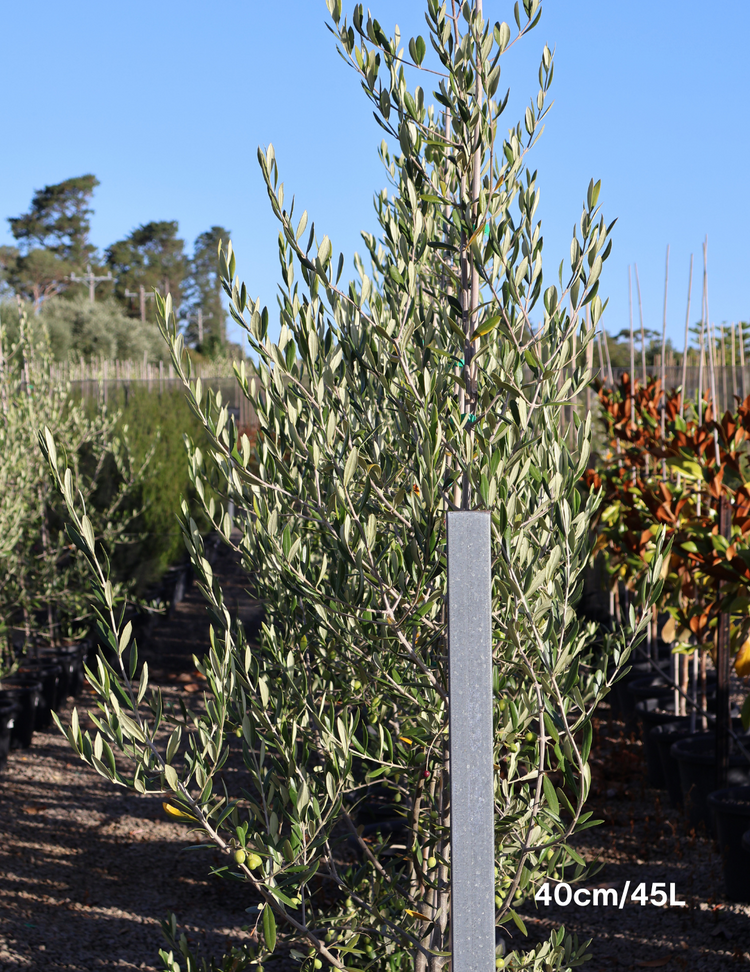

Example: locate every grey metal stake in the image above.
[447,511,495,971]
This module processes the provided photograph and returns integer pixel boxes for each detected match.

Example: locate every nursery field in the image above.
[1,545,749,970]
[2,1,750,970]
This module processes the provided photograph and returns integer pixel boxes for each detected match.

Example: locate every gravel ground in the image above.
[2,544,749,970]
[0,540,266,972]
[516,707,750,970]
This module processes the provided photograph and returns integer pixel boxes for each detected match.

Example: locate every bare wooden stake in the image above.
[716,495,732,788]
[680,253,693,418]
[634,262,647,386]
[660,245,669,479]
[704,238,720,465]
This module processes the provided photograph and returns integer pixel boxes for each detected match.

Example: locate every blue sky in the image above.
[2,1,748,350]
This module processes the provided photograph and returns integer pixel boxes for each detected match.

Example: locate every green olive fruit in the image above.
[394,793,402,803]
[525,731,536,743]
[246,852,263,869]
[427,856,437,869]
[234,849,246,865]
[313,960,323,969]
[498,699,507,711]
[353,680,362,690]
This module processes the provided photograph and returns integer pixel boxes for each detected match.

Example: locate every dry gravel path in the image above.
[2,547,749,970]
[0,539,265,972]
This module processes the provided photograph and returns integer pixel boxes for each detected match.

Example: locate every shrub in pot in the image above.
[41,1,666,969]
[0,304,156,654]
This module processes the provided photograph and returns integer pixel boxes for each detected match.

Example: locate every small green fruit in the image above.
[246,852,263,869]
[394,793,402,803]
[525,731,536,743]
[427,856,437,869]
[353,680,362,690]
[235,727,243,738]
[234,849,246,865]
[313,960,323,969]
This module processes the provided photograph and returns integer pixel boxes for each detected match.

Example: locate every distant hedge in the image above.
[83,383,216,595]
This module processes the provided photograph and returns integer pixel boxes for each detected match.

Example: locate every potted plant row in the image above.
[585,370,750,900]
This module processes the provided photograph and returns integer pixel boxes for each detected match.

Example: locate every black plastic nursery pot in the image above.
[66,640,88,698]
[628,675,675,707]
[35,641,88,702]
[635,690,716,733]
[0,698,21,770]
[17,661,62,730]
[652,719,697,808]
[612,661,659,715]
[706,786,750,901]
[637,701,683,788]
[742,828,750,856]
[671,732,750,832]
[0,679,42,749]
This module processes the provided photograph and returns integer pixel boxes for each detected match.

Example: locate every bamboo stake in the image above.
[629,267,636,482]
[731,322,738,402]
[697,301,705,519]
[720,324,728,413]
[740,320,746,401]
[602,328,614,387]
[691,648,698,731]
[634,262,647,386]
[660,245,669,479]
[698,293,705,428]
[585,306,594,418]
[596,328,606,383]
[629,265,635,410]
[680,254,693,421]
[704,238,720,465]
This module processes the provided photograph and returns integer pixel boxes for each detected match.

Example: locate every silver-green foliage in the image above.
[43,1,666,970]
[0,302,152,654]
[39,294,166,362]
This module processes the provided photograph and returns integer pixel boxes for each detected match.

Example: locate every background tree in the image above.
[106,221,187,322]
[0,245,20,298]
[182,226,231,353]
[6,174,100,310]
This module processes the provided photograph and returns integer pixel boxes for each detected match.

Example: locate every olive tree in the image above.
[43,1,665,969]
[0,301,153,655]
